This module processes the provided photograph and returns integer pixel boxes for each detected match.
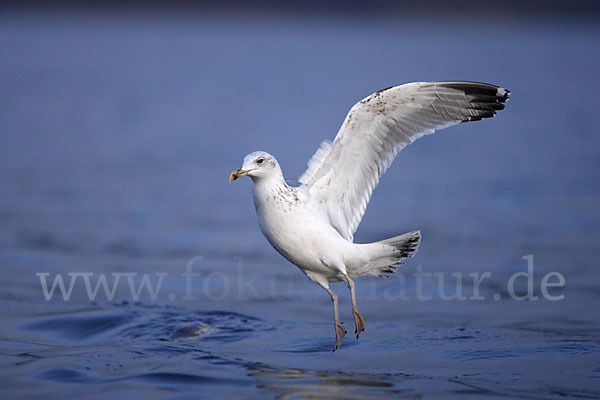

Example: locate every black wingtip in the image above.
[437,81,510,123]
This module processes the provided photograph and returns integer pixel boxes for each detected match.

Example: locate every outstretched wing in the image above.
[299,81,510,241]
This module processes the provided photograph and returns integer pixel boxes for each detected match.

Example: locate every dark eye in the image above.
[256,158,264,164]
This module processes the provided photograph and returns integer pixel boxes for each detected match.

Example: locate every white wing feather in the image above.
[299,81,510,241]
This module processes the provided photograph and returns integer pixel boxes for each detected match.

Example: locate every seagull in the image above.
[230,81,509,351]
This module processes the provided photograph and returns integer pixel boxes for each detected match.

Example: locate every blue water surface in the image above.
[1,7,599,399]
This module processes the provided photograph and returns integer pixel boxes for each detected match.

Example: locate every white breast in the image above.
[252,180,343,275]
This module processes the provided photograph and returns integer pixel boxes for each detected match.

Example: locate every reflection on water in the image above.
[249,365,403,400]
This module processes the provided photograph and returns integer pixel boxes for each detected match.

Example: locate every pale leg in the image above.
[345,276,365,338]
[323,286,346,351]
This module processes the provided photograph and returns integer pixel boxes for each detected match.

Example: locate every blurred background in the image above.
[1,1,599,399]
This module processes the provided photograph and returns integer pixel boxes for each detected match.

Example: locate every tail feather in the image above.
[360,230,421,277]
[378,230,421,259]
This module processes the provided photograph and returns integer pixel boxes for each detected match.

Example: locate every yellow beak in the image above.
[229,168,250,181]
